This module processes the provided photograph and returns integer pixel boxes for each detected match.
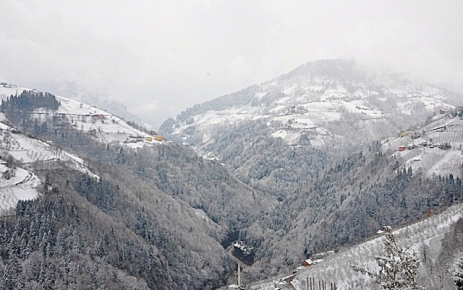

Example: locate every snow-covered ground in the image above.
[0,85,165,214]
[0,164,40,215]
[1,85,164,148]
[169,74,456,154]
[250,203,463,289]
[383,113,463,178]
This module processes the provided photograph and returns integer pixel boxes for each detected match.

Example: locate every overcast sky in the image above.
[1,0,462,128]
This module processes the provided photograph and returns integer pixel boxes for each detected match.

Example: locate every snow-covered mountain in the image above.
[162,59,458,149]
[222,111,463,288]
[0,84,166,216]
[160,59,461,195]
[225,106,463,286]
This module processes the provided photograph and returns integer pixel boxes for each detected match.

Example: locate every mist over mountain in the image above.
[51,81,153,129]
[160,59,461,196]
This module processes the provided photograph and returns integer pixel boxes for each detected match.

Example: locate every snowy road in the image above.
[0,167,40,214]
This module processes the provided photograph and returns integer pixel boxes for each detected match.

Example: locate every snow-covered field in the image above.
[0,85,28,100]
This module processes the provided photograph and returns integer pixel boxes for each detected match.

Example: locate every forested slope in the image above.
[1,168,171,289]
[244,140,463,280]
[0,90,276,289]
[3,87,463,289]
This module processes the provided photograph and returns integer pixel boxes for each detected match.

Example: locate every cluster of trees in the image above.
[353,226,422,290]
[352,223,463,289]
[0,91,59,112]
[2,155,247,289]
[0,172,170,289]
[2,109,269,288]
[1,91,59,126]
[165,119,331,196]
[0,90,63,139]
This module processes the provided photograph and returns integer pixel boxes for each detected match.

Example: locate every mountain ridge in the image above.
[160,59,461,196]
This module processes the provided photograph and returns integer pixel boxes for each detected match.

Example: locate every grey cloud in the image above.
[0,0,462,128]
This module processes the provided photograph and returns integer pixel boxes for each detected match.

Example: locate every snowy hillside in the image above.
[160,59,462,196]
[0,163,40,215]
[0,84,28,100]
[162,59,457,151]
[230,105,463,288]
[0,117,95,215]
[0,84,167,215]
[0,119,41,215]
[54,95,154,146]
[382,109,463,179]
[249,204,463,290]
[0,84,164,147]
[249,203,463,289]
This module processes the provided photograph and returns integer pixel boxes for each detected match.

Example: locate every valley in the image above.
[0,60,463,289]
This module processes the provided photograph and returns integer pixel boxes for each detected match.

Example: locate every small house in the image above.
[398,146,406,151]
[155,135,163,141]
[301,258,313,267]
[426,208,433,218]
[410,131,421,139]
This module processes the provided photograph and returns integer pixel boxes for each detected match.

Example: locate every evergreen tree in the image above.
[353,226,422,290]
[455,255,463,290]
